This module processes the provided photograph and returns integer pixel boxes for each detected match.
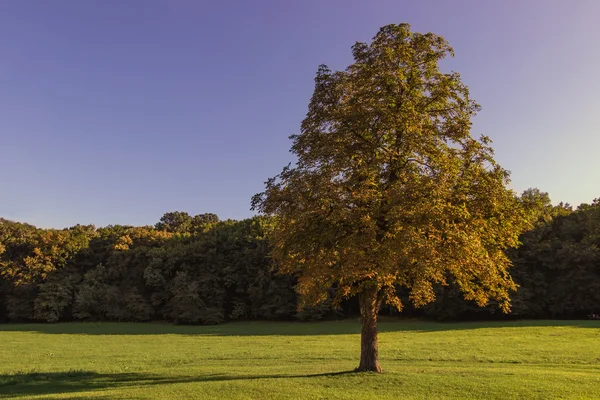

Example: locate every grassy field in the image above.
[0,319,599,399]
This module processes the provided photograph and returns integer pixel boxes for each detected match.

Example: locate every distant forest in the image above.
[1,189,598,323]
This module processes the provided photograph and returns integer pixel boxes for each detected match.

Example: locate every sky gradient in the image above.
[1,0,599,228]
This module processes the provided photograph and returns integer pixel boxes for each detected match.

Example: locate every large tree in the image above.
[252,24,530,372]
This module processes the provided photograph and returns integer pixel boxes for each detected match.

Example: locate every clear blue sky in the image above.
[1,1,598,228]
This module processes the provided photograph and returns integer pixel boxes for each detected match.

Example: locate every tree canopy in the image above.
[252,23,531,371]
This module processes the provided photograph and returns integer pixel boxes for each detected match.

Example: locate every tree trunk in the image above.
[356,287,382,372]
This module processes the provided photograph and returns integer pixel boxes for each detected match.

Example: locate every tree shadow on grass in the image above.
[0,370,358,399]
[0,319,598,336]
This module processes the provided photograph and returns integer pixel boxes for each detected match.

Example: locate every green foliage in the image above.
[155,211,193,233]
[33,269,80,322]
[5,284,36,321]
[0,215,304,323]
[155,212,219,234]
[418,193,600,321]
[510,198,600,318]
[252,24,530,316]
[156,218,296,324]
[1,198,598,324]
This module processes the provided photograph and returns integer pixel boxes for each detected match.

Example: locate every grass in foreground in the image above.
[0,319,599,399]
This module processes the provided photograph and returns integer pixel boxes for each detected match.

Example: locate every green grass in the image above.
[1,319,599,399]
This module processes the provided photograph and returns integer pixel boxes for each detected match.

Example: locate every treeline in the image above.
[421,191,600,320]
[1,191,599,323]
[0,213,332,323]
